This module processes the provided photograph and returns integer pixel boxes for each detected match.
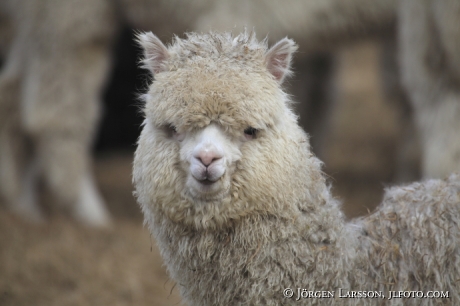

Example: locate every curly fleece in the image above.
[133,31,460,305]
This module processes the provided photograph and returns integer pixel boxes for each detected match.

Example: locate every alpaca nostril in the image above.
[195,150,223,167]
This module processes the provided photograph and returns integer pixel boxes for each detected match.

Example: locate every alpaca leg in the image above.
[36,134,111,227]
[420,0,460,177]
[21,40,114,227]
[0,56,44,222]
[74,171,111,227]
[417,96,460,178]
[399,0,460,178]
[19,0,115,226]
[0,120,43,223]
[15,155,42,222]
[0,68,21,207]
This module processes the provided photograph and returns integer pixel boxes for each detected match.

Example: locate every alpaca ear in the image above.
[137,32,169,75]
[265,37,298,83]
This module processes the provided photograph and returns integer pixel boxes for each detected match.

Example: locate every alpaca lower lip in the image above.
[198,179,217,186]
[192,174,220,186]
[195,178,220,186]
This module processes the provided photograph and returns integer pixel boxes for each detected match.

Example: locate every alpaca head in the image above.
[134,31,324,230]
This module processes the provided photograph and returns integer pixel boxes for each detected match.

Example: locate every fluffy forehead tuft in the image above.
[141,31,294,131]
[168,31,267,67]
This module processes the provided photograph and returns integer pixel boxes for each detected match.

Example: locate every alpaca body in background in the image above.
[0,0,115,225]
[399,0,460,178]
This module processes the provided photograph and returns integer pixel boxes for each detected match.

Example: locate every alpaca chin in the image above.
[186,175,230,202]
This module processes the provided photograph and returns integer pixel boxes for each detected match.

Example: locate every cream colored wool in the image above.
[134,31,460,305]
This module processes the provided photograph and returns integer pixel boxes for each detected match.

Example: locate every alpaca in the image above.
[1,0,396,224]
[133,31,460,305]
[0,0,115,225]
[399,0,460,179]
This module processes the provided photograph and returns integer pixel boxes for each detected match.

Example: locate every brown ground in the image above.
[0,40,414,305]
[0,153,182,306]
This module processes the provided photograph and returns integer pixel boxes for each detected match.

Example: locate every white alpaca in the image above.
[399,0,460,179]
[134,31,459,305]
[0,0,114,226]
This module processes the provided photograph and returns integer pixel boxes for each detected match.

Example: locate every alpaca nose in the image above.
[195,149,223,167]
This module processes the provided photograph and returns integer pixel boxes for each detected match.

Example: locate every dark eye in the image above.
[162,124,177,136]
[244,127,257,139]
[164,123,185,141]
[168,124,177,134]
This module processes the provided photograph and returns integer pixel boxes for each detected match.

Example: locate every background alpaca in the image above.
[0,0,399,224]
[0,0,115,225]
[399,0,460,179]
[134,31,460,305]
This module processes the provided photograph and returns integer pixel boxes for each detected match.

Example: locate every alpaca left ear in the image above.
[136,32,170,76]
[265,37,298,84]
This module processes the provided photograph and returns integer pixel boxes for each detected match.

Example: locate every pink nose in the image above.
[195,150,223,166]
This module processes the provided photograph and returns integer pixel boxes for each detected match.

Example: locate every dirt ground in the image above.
[0,41,414,305]
[0,153,183,306]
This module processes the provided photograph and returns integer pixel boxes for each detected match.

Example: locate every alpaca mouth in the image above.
[199,179,216,186]
[189,175,225,196]
[192,172,222,186]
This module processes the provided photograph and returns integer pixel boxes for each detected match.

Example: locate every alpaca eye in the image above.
[244,127,257,139]
[162,124,178,137]
[165,124,185,141]
[169,124,177,134]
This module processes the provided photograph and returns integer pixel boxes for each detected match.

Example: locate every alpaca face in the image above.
[134,32,313,229]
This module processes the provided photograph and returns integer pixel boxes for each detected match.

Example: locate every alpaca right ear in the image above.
[265,37,298,84]
[137,32,169,75]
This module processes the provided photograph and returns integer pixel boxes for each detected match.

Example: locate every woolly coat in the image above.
[133,31,460,305]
